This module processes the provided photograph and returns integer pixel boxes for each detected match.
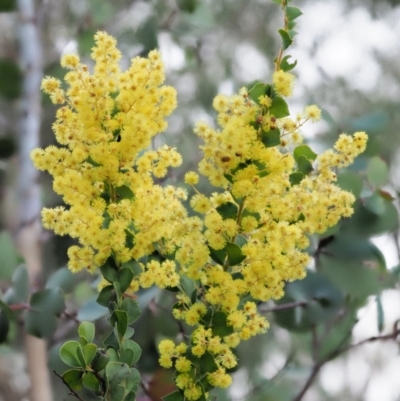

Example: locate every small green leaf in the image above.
[77,300,108,322]
[125,230,135,249]
[60,341,81,368]
[376,294,384,333]
[100,257,118,283]
[121,298,141,324]
[269,97,290,118]
[248,82,266,104]
[82,343,97,365]
[118,268,134,293]
[46,267,74,293]
[280,55,297,72]
[211,311,234,337]
[226,242,246,266]
[278,29,293,50]
[24,311,57,338]
[364,192,385,215]
[122,259,143,277]
[96,285,115,307]
[82,372,100,392]
[286,6,302,21]
[125,391,138,401]
[163,391,185,401]
[62,369,83,392]
[115,185,134,201]
[104,330,119,350]
[77,346,87,369]
[109,385,125,401]
[297,155,313,175]
[120,348,134,366]
[125,368,140,393]
[122,340,142,365]
[110,310,128,338]
[85,156,102,167]
[289,172,304,186]
[106,361,131,387]
[30,288,65,315]
[91,349,110,371]
[293,145,318,162]
[208,246,227,265]
[367,156,389,188]
[261,128,281,148]
[199,351,219,373]
[216,203,238,220]
[78,322,95,344]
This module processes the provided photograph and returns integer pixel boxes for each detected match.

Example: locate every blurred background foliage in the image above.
[1,0,400,400]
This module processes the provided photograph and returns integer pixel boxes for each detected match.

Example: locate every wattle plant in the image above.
[31,1,367,400]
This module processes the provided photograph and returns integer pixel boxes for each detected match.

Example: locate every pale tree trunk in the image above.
[16,1,53,401]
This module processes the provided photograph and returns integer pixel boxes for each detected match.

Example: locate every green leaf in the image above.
[261,128,281,148]
[118,268,134,293]
[10,265,29,303]
[120,348,134,366]
[286,6,302,21]
[337,171,363,198]
[225,242,246,266]
[62,369,83,392]
[24,311,57,338]
[122,260,143,277]
[110,310,128,338]
[45,267,74,293]
[30,288,65,315]
[104,330,119,350]
[121,298,141,324]
[163,391,185,401]
[293,145,317,162]
[100,257,118,283]
[105,361,131,388]
[82,343,97,365]
[109,385,125,401]
[248,82,266,104]
[122,340,142,365]
[125,230,135,249]
[280,55,297,72]
[278,29,293,50]
[91,349,110,371]
[125,368,140,393]
[211,311,234,337]
[82,372,100,392]
[96,285,115,307]
[199,351,219,373]
[216,203,238,220]
[208,246,227,265]
[125,391,138,401]
[59,341,82,368]
[78,322,95,344]
[269,97,290,118]
[77,346,87,369]
[364,192,385,215]
[0,311,10,343]
[270,0,281,4]
[297,155,313,175]
[289,172,304,186]
[123,327,134,339]
[77,300,108,322]
[367,156,389,188]
[115,185,134,201]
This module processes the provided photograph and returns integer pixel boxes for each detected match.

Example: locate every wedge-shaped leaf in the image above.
[122,259,143,277]
[367,156,389,188]
[63,369,83,392]
[11,265,29,303]
[226,242,246,266]
[297,155,313,175]
[115,185,134,201]
[60,341,81,368]
[208,246,226,265]
[269,97,290,118]
[100,257,118,283]
[122,340,142,365]
[216,203,238,220]
[125,368,140,393]
[118,268,134,293]
[82,372,100,392]
[106,361,131,388]
[248,82,265,104]
[82,343,97,366]
[104,330,119,350]
[25,311,57,338]
[46,267,74,293]
[286,6,302,21]
[96,285,115,307]
[125,391,138,401]
[364,192,385,215]
[78,322,95,344]
[211,311,234,337]
[278,29,292,50]
[109,385,125,401]
[121,298,141,324]
[293,144,317,162]
[261,128,281,148]
[280,55,297,72]
[110,310,128,338]
[199,351,219,374]
[337,171,363,198]
[120,348,134,366]
[289,172,304,186]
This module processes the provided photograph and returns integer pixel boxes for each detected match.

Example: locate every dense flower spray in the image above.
[31,7,367,401]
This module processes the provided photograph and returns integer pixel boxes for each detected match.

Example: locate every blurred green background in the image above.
[1,0,400,400]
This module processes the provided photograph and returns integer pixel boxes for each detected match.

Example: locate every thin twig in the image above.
[259,300,308,314]
[53,370,85,401]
